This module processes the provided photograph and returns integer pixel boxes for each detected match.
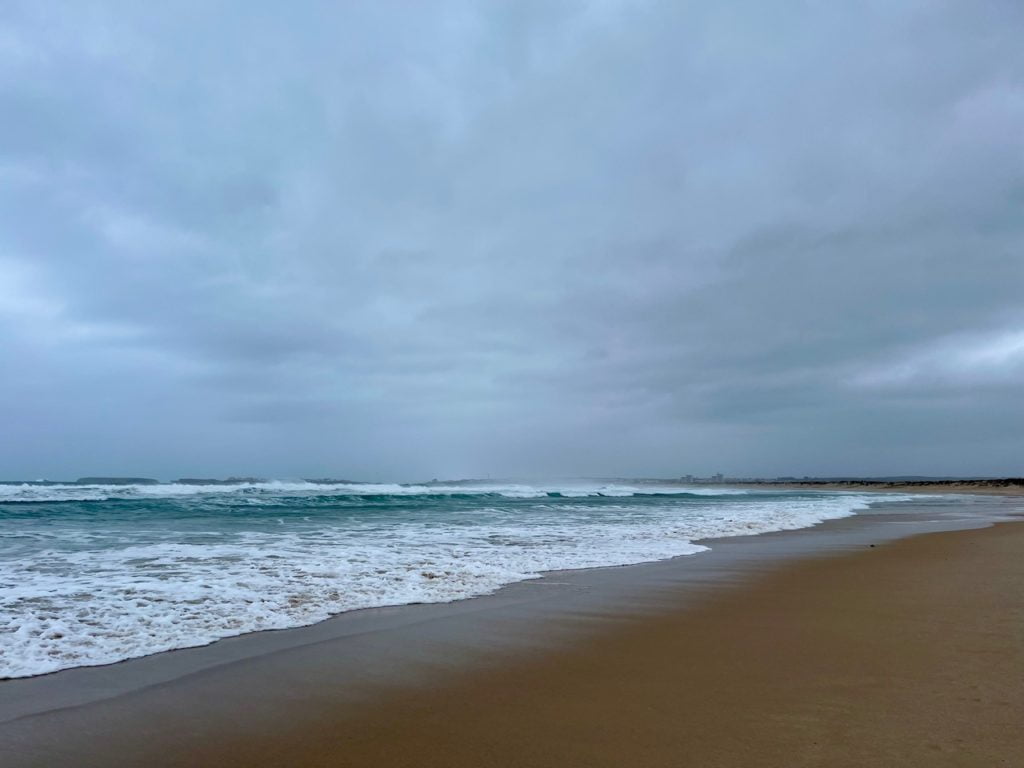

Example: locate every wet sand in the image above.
[2,496,1022,767]
[198,520,1022,767]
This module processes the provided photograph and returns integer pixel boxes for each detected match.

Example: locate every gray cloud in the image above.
[1,0,1023,480]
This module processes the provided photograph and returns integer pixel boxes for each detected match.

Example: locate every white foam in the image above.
[0,480,751,504]
[0,490,901,678]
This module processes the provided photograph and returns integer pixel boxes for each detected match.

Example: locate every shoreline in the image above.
[0,487,932,686]
[1,493,1002,692]
[2,493,1022,766]
[296,519,1024,767]
[0,484,921,683]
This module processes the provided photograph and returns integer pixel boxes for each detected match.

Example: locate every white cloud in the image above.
[854,327,1024,389]
[0,257,63,321]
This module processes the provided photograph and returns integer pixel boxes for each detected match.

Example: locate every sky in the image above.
[1,1,1023,481]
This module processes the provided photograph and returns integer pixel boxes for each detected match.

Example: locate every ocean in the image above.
[0,480,915,679]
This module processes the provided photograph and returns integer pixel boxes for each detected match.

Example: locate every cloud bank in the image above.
[1,1,1023,479]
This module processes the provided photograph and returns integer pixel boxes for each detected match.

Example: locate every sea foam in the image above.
[0,483,904,678]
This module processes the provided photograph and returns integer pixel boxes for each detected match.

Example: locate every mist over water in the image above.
[0,480,915,678]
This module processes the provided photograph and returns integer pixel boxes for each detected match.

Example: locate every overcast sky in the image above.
[1,1,1022,481]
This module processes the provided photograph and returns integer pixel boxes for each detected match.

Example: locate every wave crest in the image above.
[0,480,751,504]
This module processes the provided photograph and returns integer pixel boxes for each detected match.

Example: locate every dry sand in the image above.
[158,521,1024,767]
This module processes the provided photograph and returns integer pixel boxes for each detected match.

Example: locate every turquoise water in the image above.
[0,480,912,678]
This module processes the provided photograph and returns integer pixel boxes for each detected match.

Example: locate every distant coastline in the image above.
[729,478,1024,496]
[3,475,1023,495]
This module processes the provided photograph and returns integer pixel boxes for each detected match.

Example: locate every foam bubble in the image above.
[0,488,904,678]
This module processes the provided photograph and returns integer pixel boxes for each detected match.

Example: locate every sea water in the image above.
[0,480,913,678]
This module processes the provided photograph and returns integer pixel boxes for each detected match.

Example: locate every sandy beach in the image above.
[2,496,1022,767]
[219,521,1024,767]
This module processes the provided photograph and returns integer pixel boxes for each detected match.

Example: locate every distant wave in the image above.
[0,480,752,504]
